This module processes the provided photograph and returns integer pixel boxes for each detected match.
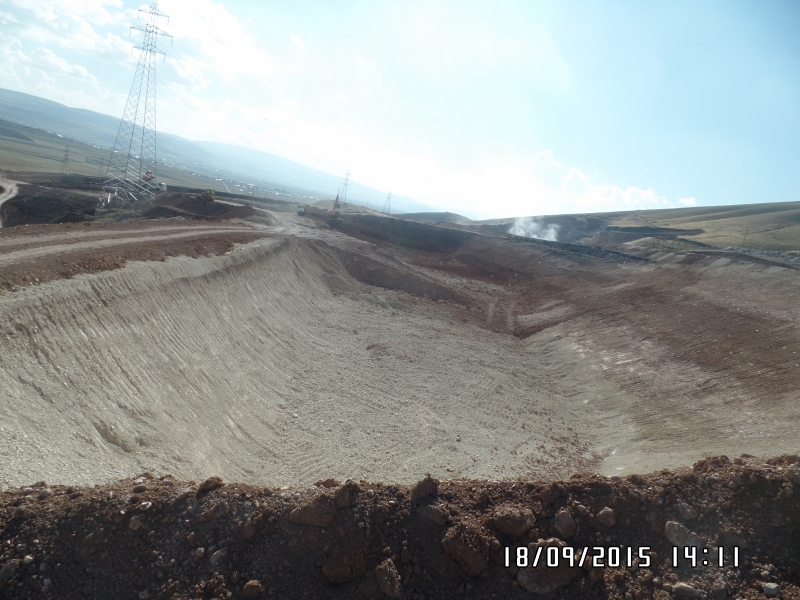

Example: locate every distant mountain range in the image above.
[0,87,434,214]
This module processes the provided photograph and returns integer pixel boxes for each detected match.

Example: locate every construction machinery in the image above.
[327,194,341,216]
[200,189,215,202]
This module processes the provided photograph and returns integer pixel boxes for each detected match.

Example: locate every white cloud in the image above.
[335,92,347,102]
[357,56,375,67]
[160,0,274,83]
[678,197,697,206]
[291,35,305,48]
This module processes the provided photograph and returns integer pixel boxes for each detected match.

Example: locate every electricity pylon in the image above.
[382,192,392,215]
[103,1,171,206]
[60,146,70,175]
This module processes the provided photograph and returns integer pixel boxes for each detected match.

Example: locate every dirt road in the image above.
[0,175,20,227]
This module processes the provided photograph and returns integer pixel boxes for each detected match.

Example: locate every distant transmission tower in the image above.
[60,146,70,174]
[382,191,392,215]
[103,1,171,206]
[339,171,350,203]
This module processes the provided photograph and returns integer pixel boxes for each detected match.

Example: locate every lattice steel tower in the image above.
[60,146,70,175]
[382,192,392,215]
[103,1,171,206]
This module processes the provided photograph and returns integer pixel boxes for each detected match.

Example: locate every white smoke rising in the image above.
[508,217,559,241]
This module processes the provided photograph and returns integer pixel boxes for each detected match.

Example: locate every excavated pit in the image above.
[1,211,799,598]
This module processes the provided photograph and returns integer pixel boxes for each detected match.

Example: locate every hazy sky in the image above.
[1,0,798,218]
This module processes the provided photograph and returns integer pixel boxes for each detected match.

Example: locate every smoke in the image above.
[507,217,560,241]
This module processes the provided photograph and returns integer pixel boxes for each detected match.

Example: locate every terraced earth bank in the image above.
[0,206,799,597]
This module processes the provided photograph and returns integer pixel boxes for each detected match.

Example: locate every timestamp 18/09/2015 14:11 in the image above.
[505,545,740,569]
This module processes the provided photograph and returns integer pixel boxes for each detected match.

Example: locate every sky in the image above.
[0,0,798,219]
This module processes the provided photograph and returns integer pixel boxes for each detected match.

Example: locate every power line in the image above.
[103,1,171,207]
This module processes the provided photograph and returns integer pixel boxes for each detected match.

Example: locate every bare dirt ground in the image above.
[1,198,799,598]
[1,456,798,599]
[0,175,20,227]
[1,208,798,491]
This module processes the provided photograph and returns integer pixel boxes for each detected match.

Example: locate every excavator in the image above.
[327,194,341,216]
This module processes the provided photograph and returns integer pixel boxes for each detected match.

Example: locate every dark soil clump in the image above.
[1,455,798,599]
[0,184,96,227]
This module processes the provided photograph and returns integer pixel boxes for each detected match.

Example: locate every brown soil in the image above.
[2,456,798,599]
[0,221,266,292]
[0,184,97,227]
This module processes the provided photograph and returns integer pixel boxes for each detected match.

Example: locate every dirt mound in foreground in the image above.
[2,456,798,599]
[143,193,256,221]
[0,184,96,227]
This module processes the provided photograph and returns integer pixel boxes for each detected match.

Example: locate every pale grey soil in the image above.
[1,213,798,490]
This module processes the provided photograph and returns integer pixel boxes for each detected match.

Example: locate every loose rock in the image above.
[676,501,698,520]
[198,476,223,493]
[241,580,262,598]
[288,492,336,527]
[517,538,579,594]
[375,559,402,599]
[418,504,450,526]
[128,516,144,531]
[0,560,20,582]
[410,475,439,503]
[441,525,488,576]
[672,582,701,597]
[763,582,780,597]
[334,480,360,508]
[554,508,576,538]
[665,521,700,547]
[597,507,616,527]
[493,506,534,536]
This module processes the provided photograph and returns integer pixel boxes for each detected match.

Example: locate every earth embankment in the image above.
[1,211,799,492]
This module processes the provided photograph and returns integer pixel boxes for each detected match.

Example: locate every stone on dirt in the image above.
[0,559,20,582]
[374,559,403,599]
[418,504,450,525]
[493,506,534,536]
[288,492,336,527]
[517,538,579,594]
[241,580,262,598]
[315,478,341,488]
[554,508,576,538]
[676,500,698,520]
[334,480,360,508]
[209,549,226,566]
[198,477,223,493]
[410,475,439,503]
[672,582,701,597]
[596,507,616,526]
[441,525,488,576]
[665,521,700,547]
[763,582,780,597]
[128,516,144,531]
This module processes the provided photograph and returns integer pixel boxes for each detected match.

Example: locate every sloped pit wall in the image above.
[334,246,469,305]
[335,213,474,252]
